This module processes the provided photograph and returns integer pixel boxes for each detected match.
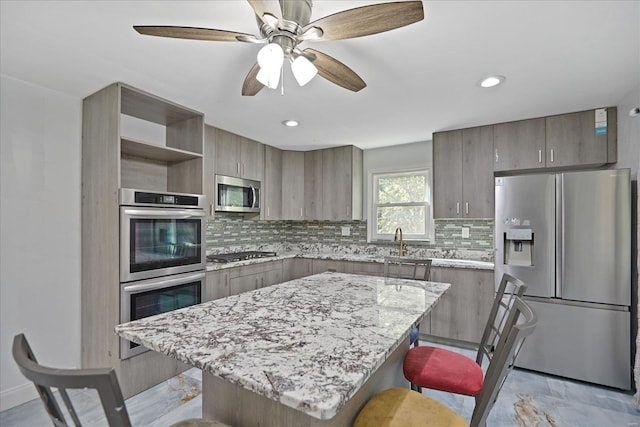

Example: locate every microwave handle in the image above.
[250,185,257,209]
[122,208,205,219]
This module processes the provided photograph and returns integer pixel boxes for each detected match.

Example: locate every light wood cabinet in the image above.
[81,83,204,398]
[214,128,264,181]
[493,118,546,171]
[281,151,305,220]
[494,108,617,172]
[282,258,313,282]
[228,261,283,296]
[322,146,363,221]
[312,259,353,274]
[545,108,617,168]
[351,261,384,276]
[304,150,323,220]
[422,267,494,344]
[433,126,493,219]
[205,270,229,301]
[262,145,282,220]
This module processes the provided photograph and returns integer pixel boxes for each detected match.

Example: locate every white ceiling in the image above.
[1,1,639,151]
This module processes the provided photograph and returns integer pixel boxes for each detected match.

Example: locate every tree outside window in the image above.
[372,170,431,241]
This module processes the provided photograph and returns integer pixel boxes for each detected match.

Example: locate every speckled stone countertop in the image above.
[115,272,450,420]
[206,252,494,272]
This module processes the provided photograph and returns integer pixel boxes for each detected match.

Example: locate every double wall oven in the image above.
[119,188,206,359]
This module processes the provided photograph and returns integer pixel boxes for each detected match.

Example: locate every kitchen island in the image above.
[115,272,450,426]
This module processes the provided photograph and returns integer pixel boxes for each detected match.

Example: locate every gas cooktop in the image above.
[206,251,277,263]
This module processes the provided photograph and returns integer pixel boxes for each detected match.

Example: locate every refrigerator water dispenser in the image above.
[503,228,533,266]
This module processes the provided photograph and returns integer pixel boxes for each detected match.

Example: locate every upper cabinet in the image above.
[214,128,264,181]
[545,108,617,168]
[304,150,323,220]
[493,118,546,171]
[262,145,283,220]
[433,126,494,219]
[322,146,363,221]
[281,151,305,220]
[494,107,617,172]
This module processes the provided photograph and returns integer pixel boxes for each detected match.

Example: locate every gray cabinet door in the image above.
[427,268,494,343]
[263,146,282,220]
[462,125,494,218]
[240,137,264,181]
[322,146,353,221]
[493,117,546,171]
[281,151,305,220]
[282,258,313,282]
[205,271,229,301]
[214,128,241,177]
[433,130,462,218]
[546,109,610,168]
[304,150,323,220]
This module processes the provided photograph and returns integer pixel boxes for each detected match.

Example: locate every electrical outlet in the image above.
[341,226,351,236]
[461,227,470,238]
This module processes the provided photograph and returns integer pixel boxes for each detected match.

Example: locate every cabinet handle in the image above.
[261,277,264,288]
[456,202,460,215]
[346,206,350,217]
[538,150,542,163]
[550,149,554,163]
[465,202,469,215]
[300,207,303,218]
[495,149,499,163]
[267,207,270,217]
[237,162,240,174]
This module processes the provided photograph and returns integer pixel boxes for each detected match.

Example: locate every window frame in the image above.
[368,168,433,242]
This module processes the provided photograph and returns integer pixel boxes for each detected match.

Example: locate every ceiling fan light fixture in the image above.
[256,43,284,89]
[256,67,280,89]
[291,56,318,86]
[479,75,506,88]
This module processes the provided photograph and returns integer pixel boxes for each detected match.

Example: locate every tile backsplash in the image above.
[206,213,494,261]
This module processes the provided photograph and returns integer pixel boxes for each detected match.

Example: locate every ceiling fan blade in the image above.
[134,26,258,42]
[242,63,265,96]
[302,1,424,41]
[303,48,366,92]
[247,0,283,25]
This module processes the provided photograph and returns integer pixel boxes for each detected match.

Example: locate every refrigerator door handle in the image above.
[556,174,563,298]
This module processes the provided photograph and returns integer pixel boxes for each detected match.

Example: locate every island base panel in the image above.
[202,340,409,426]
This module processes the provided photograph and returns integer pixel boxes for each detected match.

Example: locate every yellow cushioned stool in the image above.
[354,387,468,427]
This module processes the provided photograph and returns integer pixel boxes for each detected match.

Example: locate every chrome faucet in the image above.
[394,227,405,256]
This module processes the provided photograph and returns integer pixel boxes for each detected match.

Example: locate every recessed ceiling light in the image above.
[479,75,506,88]
[282,120,299,127]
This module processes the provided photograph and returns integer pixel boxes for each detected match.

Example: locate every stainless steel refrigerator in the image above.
[494,168,631,390]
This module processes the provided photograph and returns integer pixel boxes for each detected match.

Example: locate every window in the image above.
[370,170,432,241]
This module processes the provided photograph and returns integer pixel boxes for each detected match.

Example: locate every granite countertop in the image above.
[115,272,450,420]
[206,252,494,272]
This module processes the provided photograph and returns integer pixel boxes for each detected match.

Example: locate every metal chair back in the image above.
[12,333,132,427]
[383,256,432,281]
[471,296,537,427]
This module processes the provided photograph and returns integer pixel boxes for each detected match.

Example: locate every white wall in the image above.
[0,75,82,410]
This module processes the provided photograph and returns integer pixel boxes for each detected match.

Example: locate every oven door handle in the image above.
[122,271,206,294]
[122,208,205,219]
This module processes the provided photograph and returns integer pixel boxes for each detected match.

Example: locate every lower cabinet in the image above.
[205,270,229,301]
[229,261,283,296]
[312,259,353,274]
[422,267,495,344]
[351,261,384,276]
[282,258,313,282]
[206,261,283,300]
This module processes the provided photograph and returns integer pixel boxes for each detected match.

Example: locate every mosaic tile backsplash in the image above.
[206,213,494,261]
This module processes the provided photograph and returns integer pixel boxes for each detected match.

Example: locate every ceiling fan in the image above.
[134,0,424,96]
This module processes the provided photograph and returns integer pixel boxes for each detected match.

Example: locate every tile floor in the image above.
[2,343,638,426]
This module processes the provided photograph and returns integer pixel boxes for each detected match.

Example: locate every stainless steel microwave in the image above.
[215,175,260,213]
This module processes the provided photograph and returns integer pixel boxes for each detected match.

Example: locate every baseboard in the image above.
[0,382,38,412]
